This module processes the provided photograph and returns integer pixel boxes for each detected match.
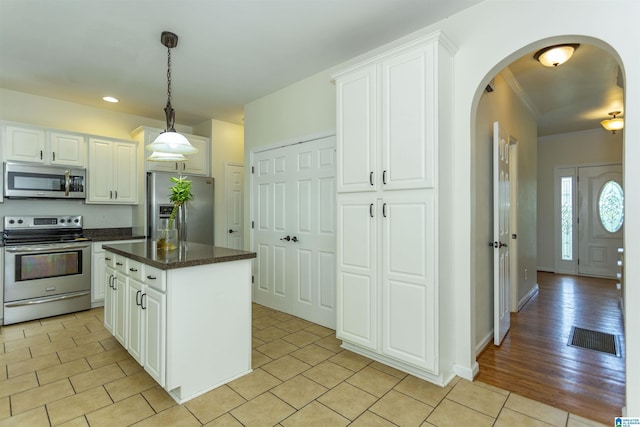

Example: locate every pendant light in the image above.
[601,111,624,134]
[146,31,198,158]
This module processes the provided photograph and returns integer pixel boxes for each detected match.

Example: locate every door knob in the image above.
[280,235,291,241]
[499,242,508,248]
[291,236,298,242]
[228,229,236,234]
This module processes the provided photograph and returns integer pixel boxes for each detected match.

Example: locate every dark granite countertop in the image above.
[102,240,256,270]
[84,227,145,242]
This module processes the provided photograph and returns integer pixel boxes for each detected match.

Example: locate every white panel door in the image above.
[290,137,336,328]
[225,163,244,250]
[253,136,337,327]
[493,122,511,346]
[337,194,378,350]
[381,43,435,190]
[253,147,291,313]
[381,191,436,372]
[578,164,623,278]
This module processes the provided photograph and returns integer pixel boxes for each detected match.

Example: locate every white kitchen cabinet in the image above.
[103,255,116,333]
[87,138,138,204]
[91,240,140,305]
[335,37,443,193]
[3,125,85,166]
[114,271,128,347]
[0,248,3,322]
[130,126,211,176]
[127,277,145,364]
[333,31,453,384]
[143,285,166,386]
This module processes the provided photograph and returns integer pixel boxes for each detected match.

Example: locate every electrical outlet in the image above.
[524,268,528,281]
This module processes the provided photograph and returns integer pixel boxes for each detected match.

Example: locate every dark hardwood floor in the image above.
[477,271,625,425]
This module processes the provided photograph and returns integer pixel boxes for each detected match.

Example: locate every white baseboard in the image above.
[475,331,494,356]
[517,283,539,311]
[454,361,479,381]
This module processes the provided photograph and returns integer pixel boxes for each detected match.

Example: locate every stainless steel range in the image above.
[3,215,91,325]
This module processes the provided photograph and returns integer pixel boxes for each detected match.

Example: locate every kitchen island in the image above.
[102,240,256,404]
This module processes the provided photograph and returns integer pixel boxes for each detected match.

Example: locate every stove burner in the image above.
[3,215,86,245]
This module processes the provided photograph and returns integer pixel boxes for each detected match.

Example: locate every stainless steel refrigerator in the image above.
[146,171,214,245]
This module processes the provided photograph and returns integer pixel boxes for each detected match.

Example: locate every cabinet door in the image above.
[336,194,378,350]
[114,272,128,347]
[144,286,166,387]
[182,135,210,176]
[127,279,144,364]
[87,138,114,203]
[112,141,138,203]
[5,126,46,163]
[103,266,116,333]
[336,66,378,193]
[381,43,436,190]
[49,132,85,166]
[381,191,437,372]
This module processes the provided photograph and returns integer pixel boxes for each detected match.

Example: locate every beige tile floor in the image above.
[0,304,608,427]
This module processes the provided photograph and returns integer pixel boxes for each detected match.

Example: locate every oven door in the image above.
[4,242,91,301]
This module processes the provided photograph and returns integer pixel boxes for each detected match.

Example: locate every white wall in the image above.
[193,119,244,246]
[537,129,623,271]
[242,0,640,414]
[474,72,538,351]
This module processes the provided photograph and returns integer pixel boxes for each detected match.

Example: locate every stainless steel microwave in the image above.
[4,162,86,199]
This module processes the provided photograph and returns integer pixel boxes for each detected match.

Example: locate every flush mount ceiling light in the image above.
[146,31,198,158]
[102,96,119,103]
[601,111,624,134]
[534,43,579,67]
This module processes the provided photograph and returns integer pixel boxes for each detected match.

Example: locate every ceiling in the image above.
[0,1,624,135]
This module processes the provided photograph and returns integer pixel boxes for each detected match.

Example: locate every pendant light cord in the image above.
[164,44,176,132]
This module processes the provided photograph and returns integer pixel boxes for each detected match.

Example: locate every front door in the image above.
[577,164,623,278]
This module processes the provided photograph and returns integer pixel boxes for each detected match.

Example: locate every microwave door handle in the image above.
[65,170,70,196]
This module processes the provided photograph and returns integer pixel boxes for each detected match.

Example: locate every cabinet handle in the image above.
[110,190,113,199]
[108,274,113,289]
[116,262,123,266]
[369,171,374,186]
[129,267,138,272]
[146,275,157,280]
[383,170,387,185]
[370,203,374,218]
[114,191,118,199]
[112,277,117,291]
[40,150,43,160]
[182,163,186,171]
[135,290,141,306]
[53,152,56,161]
[141,293,147,310]
[382,203,387,218]
[105,257,111,261]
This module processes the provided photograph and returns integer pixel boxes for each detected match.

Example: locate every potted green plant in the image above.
[157,176,194,250]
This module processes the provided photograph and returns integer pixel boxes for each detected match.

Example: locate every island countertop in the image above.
[102,240,256,270]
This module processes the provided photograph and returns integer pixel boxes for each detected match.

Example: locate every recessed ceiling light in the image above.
[102,96,119,103]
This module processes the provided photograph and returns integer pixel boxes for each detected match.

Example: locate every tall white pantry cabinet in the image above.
[334,31,456,386]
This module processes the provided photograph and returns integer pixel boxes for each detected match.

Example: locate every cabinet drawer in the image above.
[104,251,116,268]
[127,259,144,281]
[114,254,127,274]
[144,265,166,292]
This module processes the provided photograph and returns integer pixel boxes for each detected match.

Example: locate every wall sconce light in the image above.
[534,44,579,67]
[146,31,198,159]
[601,111,624,134]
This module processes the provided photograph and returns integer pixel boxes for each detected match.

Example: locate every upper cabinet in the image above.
[335,37,449,193]
[130,126,211,176]
[86,138,138,204]
[3,124,85,166]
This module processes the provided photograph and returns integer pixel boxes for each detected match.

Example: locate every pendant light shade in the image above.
[146,31,198,158]
[601,111,624,134]
[146,151,187,162]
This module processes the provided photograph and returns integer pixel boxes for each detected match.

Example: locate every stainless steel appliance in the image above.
[4,162,86,199]
[3,215,91,325]
[147,172,214,245]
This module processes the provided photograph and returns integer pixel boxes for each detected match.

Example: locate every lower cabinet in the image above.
[337,190,439,377]
[92,240,142,306]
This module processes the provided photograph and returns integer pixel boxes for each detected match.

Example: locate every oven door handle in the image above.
[4,291,90,307]
[5,243,92,252]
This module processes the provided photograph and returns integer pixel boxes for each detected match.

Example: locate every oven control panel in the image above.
[4,215,83,230]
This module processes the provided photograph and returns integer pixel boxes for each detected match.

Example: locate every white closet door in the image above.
[253,136,337,328]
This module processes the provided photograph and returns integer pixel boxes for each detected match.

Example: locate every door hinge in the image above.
[251,221,255,229]
[577,258,580,265]
[251,166,254,174]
